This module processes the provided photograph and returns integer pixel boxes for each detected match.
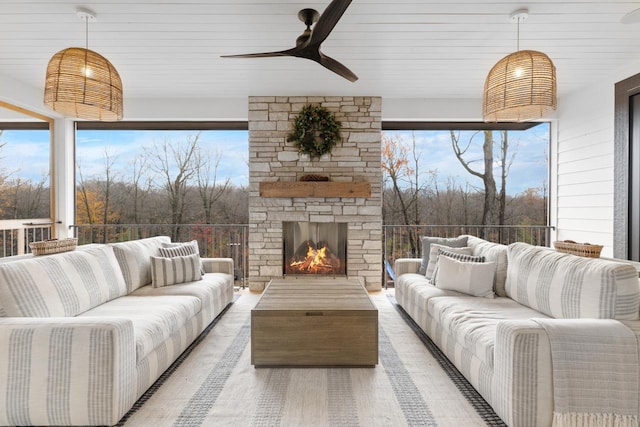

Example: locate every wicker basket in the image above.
[553,240,603,258]
[29,238,78,256]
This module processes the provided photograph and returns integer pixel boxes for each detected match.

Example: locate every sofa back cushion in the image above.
[466,235,509,297]
[111,236,171,292]
[0,245,127,317]
[506,242,640,320]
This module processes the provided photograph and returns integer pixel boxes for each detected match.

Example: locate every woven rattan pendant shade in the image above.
[44,47,123,121]
[483,49,556,122]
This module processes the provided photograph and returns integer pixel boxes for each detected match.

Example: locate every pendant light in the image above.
[44,8,123,121]
[483,9,556,122]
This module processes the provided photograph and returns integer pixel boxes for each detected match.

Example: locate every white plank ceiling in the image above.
[2,0,640,102]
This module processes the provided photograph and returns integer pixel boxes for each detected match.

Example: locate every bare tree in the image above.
[497,130,518,225]
[410,132,421,225]
[450,130,497,228]
[76,162,95,225]
[196,148,231,224]
[125,153,152,224]
[147,133,201,240]
[100,148,119,237]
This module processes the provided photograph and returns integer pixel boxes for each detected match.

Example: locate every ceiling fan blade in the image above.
[318,53,358,82]
[309,0,352,46]
[221,48,295,59]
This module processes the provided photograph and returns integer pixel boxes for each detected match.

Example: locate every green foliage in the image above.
[287,104,341,158]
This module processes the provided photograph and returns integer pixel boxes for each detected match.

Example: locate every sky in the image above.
[386,124,549,195]
[1,123,548,196]
[1,129,51,183]
[75,129,250,187]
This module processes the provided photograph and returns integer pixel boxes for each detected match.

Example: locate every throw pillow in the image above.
[418,236,468,275]
[434,255,496,298]
[431,250,485,286]
[160,240,205,275]
[425,244,472,280]
[150,253,203,288]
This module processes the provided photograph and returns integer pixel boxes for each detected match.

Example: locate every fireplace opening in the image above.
[283,222,347,276]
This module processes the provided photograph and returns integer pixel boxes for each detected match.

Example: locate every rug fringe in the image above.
[553,411,638,427]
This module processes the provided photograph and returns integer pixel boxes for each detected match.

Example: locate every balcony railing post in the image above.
[16,228,25,255]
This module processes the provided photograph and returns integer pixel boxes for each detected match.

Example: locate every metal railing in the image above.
[71,223,249,288]
[383,224,553,259]
[0,219,54,257]
[1,222,554,290]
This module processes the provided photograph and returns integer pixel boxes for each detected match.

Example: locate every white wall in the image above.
[555,59,640,257]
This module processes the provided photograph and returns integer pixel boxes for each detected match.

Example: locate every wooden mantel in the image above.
[259,181,372,198]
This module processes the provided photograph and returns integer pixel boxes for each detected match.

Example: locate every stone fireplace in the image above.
[248,96,382,291]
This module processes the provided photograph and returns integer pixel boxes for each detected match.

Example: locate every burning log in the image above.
[287,240,341,274]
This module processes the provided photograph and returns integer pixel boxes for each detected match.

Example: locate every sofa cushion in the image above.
[0,245,127,317]
[428,296,549,367]
[394,273,464,331]
[132,272,233,312]
[418,236,468,275]
[466,235,509,297]
[150,253,203,287]
[434,255,495,298]
[506,242,640,320]
[111,236,171,292]
[79,295,200,362]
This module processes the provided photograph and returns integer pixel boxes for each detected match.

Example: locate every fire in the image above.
[288,242,340,274]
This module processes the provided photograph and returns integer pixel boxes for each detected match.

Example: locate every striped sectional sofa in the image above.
[395,236,640,427]
[0,236,234,426]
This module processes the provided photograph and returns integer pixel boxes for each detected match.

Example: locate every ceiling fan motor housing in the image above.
[298,8,320,27]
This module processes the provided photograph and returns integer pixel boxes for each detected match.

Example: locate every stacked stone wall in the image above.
[248,96,382,291]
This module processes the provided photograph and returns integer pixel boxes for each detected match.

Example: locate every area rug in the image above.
[117,291,506,427]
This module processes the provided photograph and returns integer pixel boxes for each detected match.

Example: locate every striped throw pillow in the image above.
[159,240,205,275]
[150,253,203,288]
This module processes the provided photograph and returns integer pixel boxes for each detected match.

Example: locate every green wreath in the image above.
[287,104,342,158]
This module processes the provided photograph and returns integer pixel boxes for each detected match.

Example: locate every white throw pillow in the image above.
[434,255,496,298]
[431,250,485,286]
[425,244,472,280]
[150,253,203,288]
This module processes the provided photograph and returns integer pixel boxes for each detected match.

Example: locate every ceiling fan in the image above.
[221,0,358,82]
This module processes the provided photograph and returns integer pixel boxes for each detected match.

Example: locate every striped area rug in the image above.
[118,291,506,427]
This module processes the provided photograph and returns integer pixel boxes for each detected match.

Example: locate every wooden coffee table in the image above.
[251,277,378,367]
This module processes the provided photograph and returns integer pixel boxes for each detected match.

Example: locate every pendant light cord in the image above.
[85,16,89,50]
[516,17,520,52]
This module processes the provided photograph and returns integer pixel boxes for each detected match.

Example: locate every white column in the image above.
[52,118,75,238]
[548,119,559,246]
